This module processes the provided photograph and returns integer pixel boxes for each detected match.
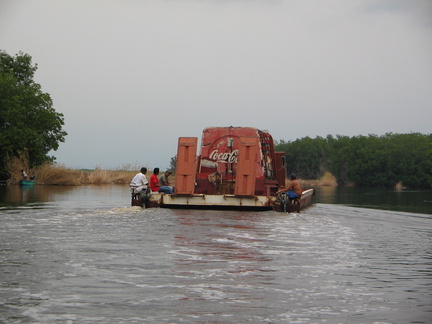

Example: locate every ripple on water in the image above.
[0,204,431,323]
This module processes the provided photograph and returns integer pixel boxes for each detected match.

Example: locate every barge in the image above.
[133,126,314,212]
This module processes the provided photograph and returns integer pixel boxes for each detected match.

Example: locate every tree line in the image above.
[275,133,432,188]
[0,51,67,179]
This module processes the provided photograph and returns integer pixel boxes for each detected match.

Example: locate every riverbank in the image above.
[8,163,339,187]
[297,171,338,188]
[8,163,135,185]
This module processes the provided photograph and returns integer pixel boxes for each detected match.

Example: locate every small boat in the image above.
[19,179,36,187]
[133,126,314,212]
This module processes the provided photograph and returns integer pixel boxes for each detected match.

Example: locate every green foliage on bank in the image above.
[275,133,432,188]
[0,51,67,179]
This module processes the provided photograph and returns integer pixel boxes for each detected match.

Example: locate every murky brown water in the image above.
[0,185,431,323]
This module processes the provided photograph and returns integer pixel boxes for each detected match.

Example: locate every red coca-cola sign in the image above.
[208,149,239,163]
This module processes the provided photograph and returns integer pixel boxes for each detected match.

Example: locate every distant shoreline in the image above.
[7,166,414,190]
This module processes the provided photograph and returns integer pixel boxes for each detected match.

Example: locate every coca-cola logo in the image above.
[209,149,239,163]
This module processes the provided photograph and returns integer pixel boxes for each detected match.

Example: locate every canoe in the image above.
[19,180,36,187]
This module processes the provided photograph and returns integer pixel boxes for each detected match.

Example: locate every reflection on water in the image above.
[313,186,432,215]
[0,184,73,203]
[0,184,131,211]
[1,184,431,215]
[314,185,338,204]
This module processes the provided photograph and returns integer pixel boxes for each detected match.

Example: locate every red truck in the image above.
[176,126,286,197]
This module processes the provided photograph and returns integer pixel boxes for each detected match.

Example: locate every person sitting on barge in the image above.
[277,173,302,199]
[158,170,174,194]
[130,167,149,195]
[150,168,161,193]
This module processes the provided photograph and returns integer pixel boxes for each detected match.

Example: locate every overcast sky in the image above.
[1,0,431,170]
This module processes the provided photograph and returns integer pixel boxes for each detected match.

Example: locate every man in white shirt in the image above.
[130,167,148,195]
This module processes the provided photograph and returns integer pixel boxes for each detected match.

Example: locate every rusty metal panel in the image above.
[274,151,287,187]
[235,136,259,196]
[175,137,198,195]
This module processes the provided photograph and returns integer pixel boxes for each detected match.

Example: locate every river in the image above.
[0,185,431,323]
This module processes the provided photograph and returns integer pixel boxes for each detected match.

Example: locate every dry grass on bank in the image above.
[9,157,341,187]
[6,153,142,185]
[394,181,407,191]
[9,162,136,185]
[297,171,338,188]
[35,164,135,185]
[8,153,339,187]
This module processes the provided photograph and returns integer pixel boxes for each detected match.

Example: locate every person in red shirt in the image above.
[150,168,161,193]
